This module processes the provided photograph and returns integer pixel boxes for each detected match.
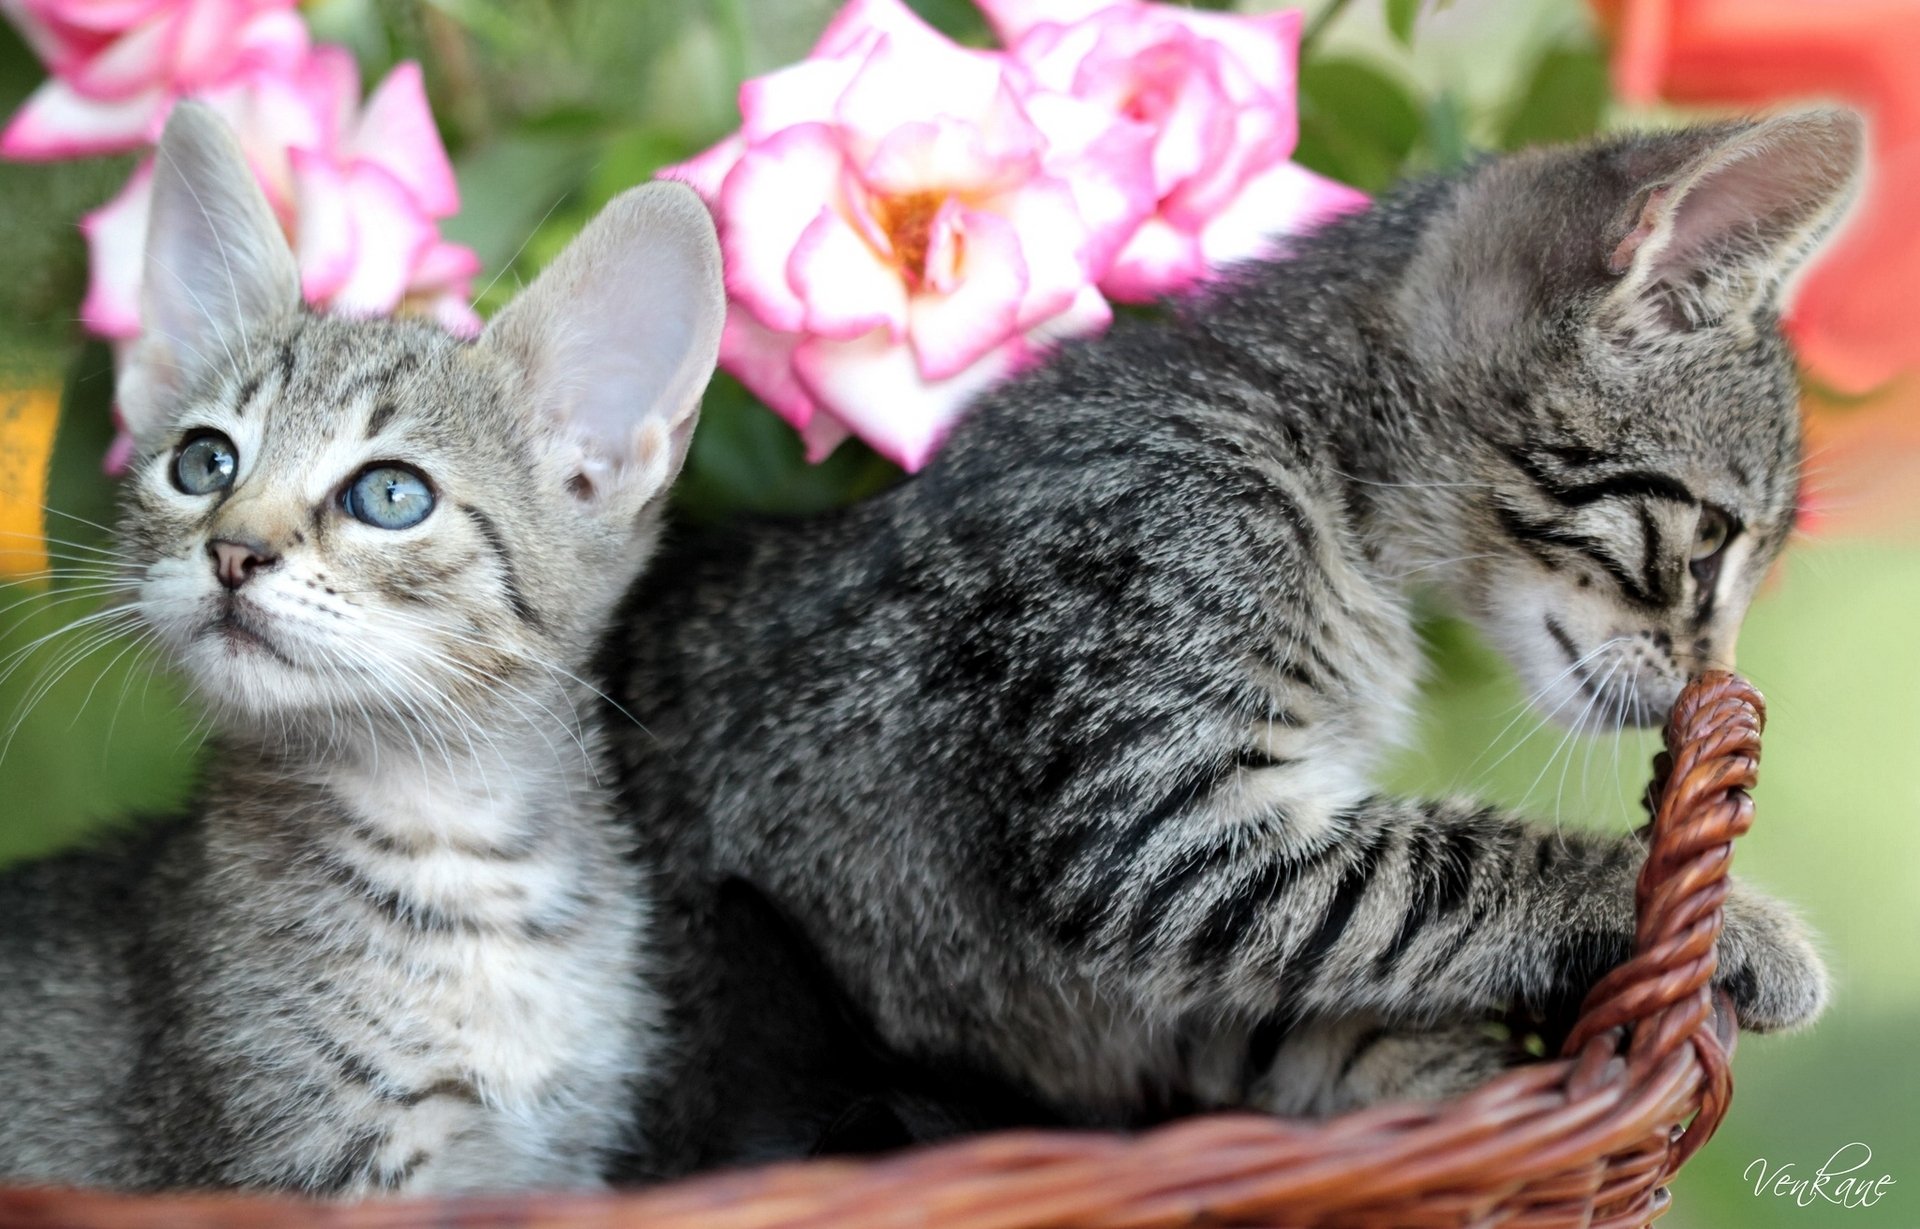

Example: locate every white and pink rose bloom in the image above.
[0,0,482,473]
[669,0,1364,470]
[979,0,1367,303]
[668,0,1156,470]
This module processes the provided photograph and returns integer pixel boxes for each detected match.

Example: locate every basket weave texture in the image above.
[0,671,1767,1229]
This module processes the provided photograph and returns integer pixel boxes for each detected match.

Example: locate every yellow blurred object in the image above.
[0,384,59,581]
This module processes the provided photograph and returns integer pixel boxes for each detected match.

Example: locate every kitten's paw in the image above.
[1258,1017,1525,1116]
[1715,885,1828,1033]
[1333,1023,1522,1109]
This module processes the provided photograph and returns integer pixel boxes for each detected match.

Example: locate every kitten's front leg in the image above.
[288,1095,606,1197]
[1043,788,1825,1038]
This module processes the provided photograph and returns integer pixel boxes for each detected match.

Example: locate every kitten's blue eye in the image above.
[171,431,237,495]
[342,465,435,530]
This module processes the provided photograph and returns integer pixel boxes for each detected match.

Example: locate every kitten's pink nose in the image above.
[208,538,278,591]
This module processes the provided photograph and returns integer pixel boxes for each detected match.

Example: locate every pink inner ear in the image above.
[1608,184,1672,276]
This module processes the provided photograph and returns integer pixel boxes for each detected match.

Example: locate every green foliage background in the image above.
[0,1,1912,1222]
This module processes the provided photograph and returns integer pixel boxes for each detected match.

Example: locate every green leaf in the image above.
[584,128,704,213]
[43,341,120,549]
[1385,0,1421,47]
[1422,90,1471,173]
[1294,58,1423,193]
[674,376,903,523]
[442,132,601,316]
[1500,45,1610,150]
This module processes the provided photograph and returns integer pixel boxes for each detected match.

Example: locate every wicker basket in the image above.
[0,670,1767,1229]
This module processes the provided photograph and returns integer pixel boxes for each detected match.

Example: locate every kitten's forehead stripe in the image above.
[275,337,298,392]
[231,370,263,418]
[365,400,399,440]
[334,353,425,413]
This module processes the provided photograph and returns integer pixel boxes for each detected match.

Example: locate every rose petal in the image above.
[1017,91,1157,272]
[832,31,1011,155]
[1195,159,1367,269]
[740,52,864,141]
[720,308,819,430]
[991,176,1096,328]
[79,159,153,338]
[789,206,909,340]
[909,205,1028,380]
[859,102,1042,197]
[0,75,163,158]
[421,291,482,338]
[1101,214,1207,302]
[815,0,956,59]
[1025,280,1112,347]
[1167,104,1292,227]
[798,410,852,462]
[346,61,459,217]
[61,7,176,100]
[231,5,306,72]
[169,0,252,88]
[101,428,137,477]
[290,147,353,299]
[794,326,1021,470]
[411,239,482,293]
[663,133,745,201]
[293,41,358,148]
[1166,7,1299,100]
[975,0,1123,46]
[719,122,848,332]
[325,161,434,316]
[3,0,97,70]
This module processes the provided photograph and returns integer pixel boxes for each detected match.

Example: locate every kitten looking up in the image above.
[0,103,723,1194]
[606,109,1862,1154]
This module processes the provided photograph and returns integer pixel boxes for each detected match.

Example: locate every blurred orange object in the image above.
[0,384,58,581]
[1594,0,1920,537]
[1594,0,1920,398]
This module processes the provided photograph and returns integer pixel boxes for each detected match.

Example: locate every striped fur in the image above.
[0,108,724,1193]
[605,113,1862,1155]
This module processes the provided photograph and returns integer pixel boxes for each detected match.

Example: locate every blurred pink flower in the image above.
[0,0,303,159]
[977,0,1366,302]
[667,0,1157,470]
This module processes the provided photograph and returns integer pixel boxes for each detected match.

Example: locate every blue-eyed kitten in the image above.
[0,104,723,1194]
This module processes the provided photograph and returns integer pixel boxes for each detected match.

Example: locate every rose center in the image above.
[875,190,945,287]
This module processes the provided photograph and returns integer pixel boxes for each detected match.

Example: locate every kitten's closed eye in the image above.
[1690,506,1734,586]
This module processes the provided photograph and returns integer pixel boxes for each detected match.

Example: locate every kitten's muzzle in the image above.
[209,538,279,591]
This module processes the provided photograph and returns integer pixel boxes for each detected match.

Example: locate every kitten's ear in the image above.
[1604,109,1865,334]
[482,180,724,516]
[118,102,301,442]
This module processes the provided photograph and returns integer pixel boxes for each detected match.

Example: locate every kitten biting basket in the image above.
[0,671,1767,1229]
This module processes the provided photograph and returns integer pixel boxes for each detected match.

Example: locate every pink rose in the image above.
[667,0,1156,470]
[977,0,1366,301]
[0,0,303,159]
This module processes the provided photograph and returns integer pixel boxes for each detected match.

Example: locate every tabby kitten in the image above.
[0,105,724,1193]
[606,110,1858,1155]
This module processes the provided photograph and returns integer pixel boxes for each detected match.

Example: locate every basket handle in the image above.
[1558,670,1763,1164]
